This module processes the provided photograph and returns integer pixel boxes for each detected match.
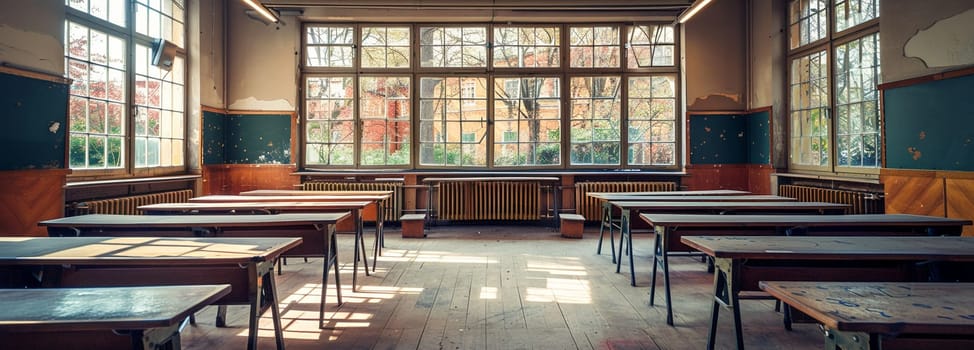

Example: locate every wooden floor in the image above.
[182,224,823,350]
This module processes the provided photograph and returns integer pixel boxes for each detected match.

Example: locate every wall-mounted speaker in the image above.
[151,39,179,71]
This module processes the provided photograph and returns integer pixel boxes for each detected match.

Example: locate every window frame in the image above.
[64,0,188,179]
[786,0,880,176]
[299,22,682,171]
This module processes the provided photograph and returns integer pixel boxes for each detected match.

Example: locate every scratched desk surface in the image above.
[759,281,974,335]
[0,284,230,332]
[589,194,796,202]
[0,236,301,265]
[240,189,393,196]
[190,194,390,202]
[139,201,370,212]
[682,236,974,260]
[585,189,750,197]
[39,212,350,228]
[612,201,848,211]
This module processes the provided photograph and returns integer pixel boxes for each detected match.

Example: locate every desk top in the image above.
[590,194,795,202]
[39,212,350,228]
[681,236,974,260]
[586,189,750,196]
[640,213,972,227]
[0,236,302,265]
[139,201,370,212]
[0,284,230,332]
[240,189,393,196]
[611,201,848,211]
[759,281,974,335]
[190,194,389,202]
[422,177,560,183]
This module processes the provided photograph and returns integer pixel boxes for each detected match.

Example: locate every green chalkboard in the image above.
[202,110,226,165]
[0,72,68,170]
[746,110,771,164]
[885,73,974,171]
[688,112,771,165]
[225,114,292,164]
[689,114,748,164]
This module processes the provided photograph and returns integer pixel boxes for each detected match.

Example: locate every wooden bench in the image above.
[560,214,586,238]
[400,213,427,238]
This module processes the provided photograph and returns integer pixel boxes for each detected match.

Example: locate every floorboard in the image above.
[180,225,824,350]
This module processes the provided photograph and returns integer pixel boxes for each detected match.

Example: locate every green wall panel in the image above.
[885,73,974,171]
[0,72,68,170]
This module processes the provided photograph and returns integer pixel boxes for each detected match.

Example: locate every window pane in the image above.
[789,0,828,49]
[570,76,621,165]
[789,50,830,166]
[306,26,356,68]
[493,26,560,68]
[420,26,487,68]
[835,33,881,167]
[835,0,879,32]
[569,25,619,68]
[628,75,677,165]
[360,76,411,166]
[306,76,355,165]
[494,77,561,166]
[361,27,410,68]
[418,77,488,166]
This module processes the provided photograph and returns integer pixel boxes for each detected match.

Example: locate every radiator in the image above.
[575,181,678,220]
[438,181,540,221]
[778,184,884,214]
[303,181,403,222]
[69,190,194,216]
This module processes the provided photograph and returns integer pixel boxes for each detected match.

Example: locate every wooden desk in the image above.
[589,194,794,262]
[585,189,751,197]
[38,212,349,329]
[680,236,974,350]
[236,190,393,250]
[639,213,972,326]
[611,201,849,286]
[241,189,393,197]
[0,236,301,350]
[193,194,387,249]
[760,281,974,350]
[0,284,231,350]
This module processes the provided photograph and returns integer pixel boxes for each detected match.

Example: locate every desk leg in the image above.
[615,209,627,274]
[265,268,286,350]
[216,305,227,327]
[649,227,676,326]
[825,329,871,350]
[708,258,744,350]
[321,223,342,329]
[598,202,617,264]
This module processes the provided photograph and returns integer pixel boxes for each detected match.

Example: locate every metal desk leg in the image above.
[320,223,342,329]
[248,261,286,350]
[708,258,744,350]
[597,201,617,264]
[265,267,286,350]
[649,226,675,325]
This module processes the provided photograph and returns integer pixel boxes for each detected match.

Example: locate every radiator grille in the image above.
[303,181,403,222]
[575,182,678,220]
[438,181,540,221]
[779,185,884,214]
[69,190,194,216]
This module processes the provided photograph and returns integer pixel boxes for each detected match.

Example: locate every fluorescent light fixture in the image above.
[241,0,279,23]
[677,0,714,23]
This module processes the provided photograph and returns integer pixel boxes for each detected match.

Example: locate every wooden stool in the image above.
[400,214,427,238]
[560,214,586,238]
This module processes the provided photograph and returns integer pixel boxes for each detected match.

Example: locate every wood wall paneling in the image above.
[946,178,974,237]
[684,164,749,191]
[201,164,298,195]
[881,170,945,217]
[746,164,775,195]
[0,169,69,236]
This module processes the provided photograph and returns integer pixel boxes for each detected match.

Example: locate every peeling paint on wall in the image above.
[227,96,294,111]
[904,8,974,68]
[0,25,62,74]
[690,93,743,110]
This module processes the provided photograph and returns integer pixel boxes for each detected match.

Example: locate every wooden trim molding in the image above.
[878,66,974,91]
[0,65,71,85]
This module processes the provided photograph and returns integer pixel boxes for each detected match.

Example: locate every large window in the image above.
[302,23,680,169]
[788,0,880,173]
[65,0,186,173]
